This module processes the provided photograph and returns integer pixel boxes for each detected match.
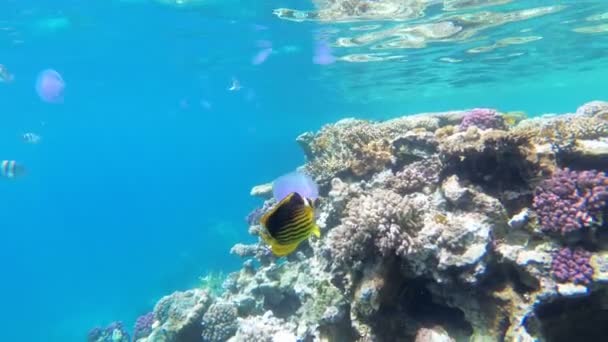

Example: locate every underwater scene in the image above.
[1,0,608,341]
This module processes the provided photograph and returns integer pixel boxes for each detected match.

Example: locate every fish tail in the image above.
[311,224,321,238]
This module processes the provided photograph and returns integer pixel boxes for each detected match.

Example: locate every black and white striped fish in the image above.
[1,160,25,179]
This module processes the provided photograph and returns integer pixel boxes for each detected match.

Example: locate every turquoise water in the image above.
[0,0,606,340]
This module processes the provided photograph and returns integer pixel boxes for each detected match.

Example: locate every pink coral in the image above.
[458,108,505,131]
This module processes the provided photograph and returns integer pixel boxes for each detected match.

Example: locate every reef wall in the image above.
[110,101,608,342]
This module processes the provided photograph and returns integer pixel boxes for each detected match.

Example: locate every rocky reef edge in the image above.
[93,101,608,342]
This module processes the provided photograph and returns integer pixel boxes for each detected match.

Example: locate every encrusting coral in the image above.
[116,100,608,342]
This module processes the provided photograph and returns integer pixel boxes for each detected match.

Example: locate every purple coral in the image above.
[459,108,504,131]
[245,200,275,226]
[533,168,608,235]
[246,206,264,226]
[88,321,130,342]
[134,312,154,340]
[87,327,102,342]
[551,247,594,285]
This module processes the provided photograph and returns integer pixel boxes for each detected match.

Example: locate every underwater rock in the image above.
[508,208,530,230]
[146,289,212,342]
[88,321,130,342]
[591,252,608,283]
[250,183,273,199]
[228,311,297,342]
[414,325,455,342]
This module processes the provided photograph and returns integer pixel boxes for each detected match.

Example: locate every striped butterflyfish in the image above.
[259,192,321,257]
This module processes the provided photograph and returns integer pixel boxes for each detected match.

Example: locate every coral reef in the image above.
[88,322,130,342]
[201,303,238,341]
[199,271,228,297]
[133,312,154,341]
[533,168,608,237]
[458,108,506,131]
[551,247,594,285]
[101,100,608,342]
[145,289,212,342]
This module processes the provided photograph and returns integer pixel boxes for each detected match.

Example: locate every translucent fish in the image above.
[272,171,319,202]
[35,69,65,103]
[259,192,321,257]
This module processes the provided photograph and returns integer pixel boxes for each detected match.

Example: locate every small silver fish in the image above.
[228,78,242,92]
[22,132,41,144]
[1,160,25,179]
[0,64,14,83]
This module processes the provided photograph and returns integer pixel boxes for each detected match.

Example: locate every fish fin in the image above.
[259,230,275,246]
[270,241,299,257]
[259,210,270,227]
[311,224,321,238]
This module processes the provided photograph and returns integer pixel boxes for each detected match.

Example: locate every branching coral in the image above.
[298,112,458,184]
[349,139,394,176]
[533,168,608,235]
[326,188,420,269]
[298,119,382,182]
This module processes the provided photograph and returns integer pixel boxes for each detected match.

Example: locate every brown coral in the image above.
[511,115,608,145]
[349,139,394,176]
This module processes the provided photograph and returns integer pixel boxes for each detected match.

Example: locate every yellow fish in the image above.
[259,192,321,257]
[502,111,527,126]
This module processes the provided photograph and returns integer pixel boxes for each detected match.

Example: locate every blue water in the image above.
[0,0,607,341]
